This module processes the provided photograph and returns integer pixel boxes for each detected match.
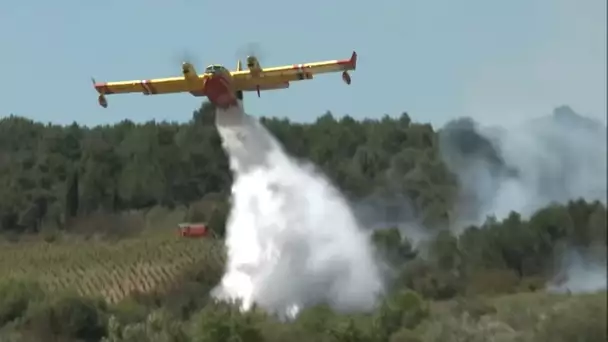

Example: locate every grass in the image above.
[425,291,607,342]
[0,230,224,304]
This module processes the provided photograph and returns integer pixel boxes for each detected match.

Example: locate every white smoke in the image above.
[547,248,607,294]
[440,106,607,291]
[212,103,383,317]
[352,195,432,248]
[440,106,607,226]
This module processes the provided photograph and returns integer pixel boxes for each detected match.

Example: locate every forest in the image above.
[0,102,605,341]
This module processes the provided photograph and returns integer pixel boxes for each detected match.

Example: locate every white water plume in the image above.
[211,103,383,317]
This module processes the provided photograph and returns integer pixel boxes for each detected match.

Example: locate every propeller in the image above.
[172,49,202,68]
[235,42,265,64]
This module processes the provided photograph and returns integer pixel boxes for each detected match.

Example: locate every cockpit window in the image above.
[205,65,226,73]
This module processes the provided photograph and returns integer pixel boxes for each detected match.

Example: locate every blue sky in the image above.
[1,0,605,127]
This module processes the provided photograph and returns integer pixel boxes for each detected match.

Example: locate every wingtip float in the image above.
[93,50,358,110]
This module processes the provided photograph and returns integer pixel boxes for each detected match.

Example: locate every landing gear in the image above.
[98,94,108,108]
[342,71,351,85]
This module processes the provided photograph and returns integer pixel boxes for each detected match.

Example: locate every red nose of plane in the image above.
[205,73,238,109]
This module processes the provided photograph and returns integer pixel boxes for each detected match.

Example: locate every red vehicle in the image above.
[177,223,210,238]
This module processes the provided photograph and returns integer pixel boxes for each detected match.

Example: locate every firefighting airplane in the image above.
[92,51,358,109]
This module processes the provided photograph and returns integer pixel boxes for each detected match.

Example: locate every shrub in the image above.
[373,290,429,340]
[103,309,187,342]
[189,300,266,342]
[0,279,45,327]
[466,269,520,295]
[23,293,108,341]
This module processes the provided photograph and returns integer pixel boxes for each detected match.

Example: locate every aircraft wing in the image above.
[231,51,357,91]
[93,76,196,96]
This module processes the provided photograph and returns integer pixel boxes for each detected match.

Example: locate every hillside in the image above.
[0,103,605,341]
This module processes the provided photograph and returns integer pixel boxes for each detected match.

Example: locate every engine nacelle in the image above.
[182,62,199,82]
[246,55,262,75]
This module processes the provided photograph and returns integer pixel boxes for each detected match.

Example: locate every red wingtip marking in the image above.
[93,82,106,92]
[337,51,358,69]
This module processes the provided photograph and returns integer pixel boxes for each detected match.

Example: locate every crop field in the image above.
[0,232,224,303]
